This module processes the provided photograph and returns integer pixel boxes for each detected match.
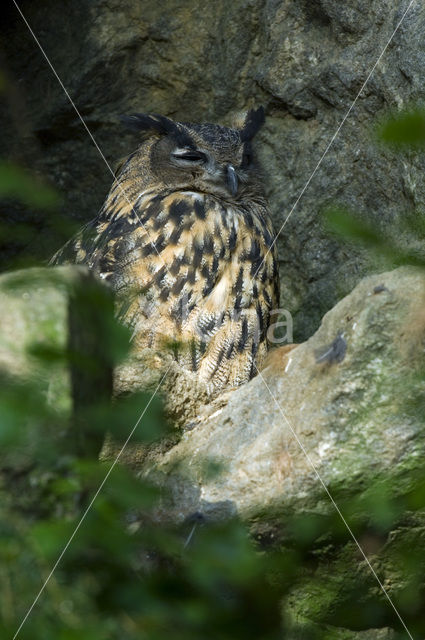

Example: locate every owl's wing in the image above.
[194,240,279,390]
[50,219,98,266]
[50,191,143,276]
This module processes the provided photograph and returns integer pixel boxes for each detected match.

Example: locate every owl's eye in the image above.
[171,149,207,164]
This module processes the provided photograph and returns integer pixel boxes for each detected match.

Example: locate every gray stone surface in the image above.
[145,266,425,524]
[2,0,425,340]
[0,267,74,412]
[0,265,114,417]
[141,265,425,638]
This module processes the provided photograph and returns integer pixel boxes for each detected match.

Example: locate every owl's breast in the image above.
[89,189,278,369]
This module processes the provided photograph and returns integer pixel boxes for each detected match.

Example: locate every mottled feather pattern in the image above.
[52,108,279,392]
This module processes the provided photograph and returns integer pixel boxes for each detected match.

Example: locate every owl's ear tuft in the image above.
[119,113,179,136]
[240,106,265,142]
[119,113,195,147]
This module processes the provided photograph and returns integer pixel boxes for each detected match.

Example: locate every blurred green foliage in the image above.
[0,270,289,640]
[0,162,60,211]
[0,159,77,271]
[325,105,425,272]
[1,108,425,640]
[324,205,425,270]
[376,107,425,149]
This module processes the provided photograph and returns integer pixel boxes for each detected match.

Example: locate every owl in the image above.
[52,107,280,393]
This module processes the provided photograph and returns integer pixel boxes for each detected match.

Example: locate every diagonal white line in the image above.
[12,366,171,640]
[254,364,414,640]
[183,523,198,549]
[11,0,170,276]
[254,0,416,281]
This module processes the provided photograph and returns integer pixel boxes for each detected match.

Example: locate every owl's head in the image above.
[120,108,266,202]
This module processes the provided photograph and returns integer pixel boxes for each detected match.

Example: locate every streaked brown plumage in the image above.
[52,108,279,392]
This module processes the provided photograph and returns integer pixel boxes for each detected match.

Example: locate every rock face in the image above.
[2,1,425,340]
[0,267,75,411]
[146,266,425,522]
[142,265,425,638]
[0,266,116,457]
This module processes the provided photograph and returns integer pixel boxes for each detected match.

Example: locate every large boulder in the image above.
[0,265,117,460]
[0,266,81,411]
[147,266,425,523]
[141,265,425,638]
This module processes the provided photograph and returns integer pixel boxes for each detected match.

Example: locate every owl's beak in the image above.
[226,165,238,196]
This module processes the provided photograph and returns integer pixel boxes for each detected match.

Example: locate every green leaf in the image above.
[0,161,60,209]
[377,108,425,148]
[323,205,425,267]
